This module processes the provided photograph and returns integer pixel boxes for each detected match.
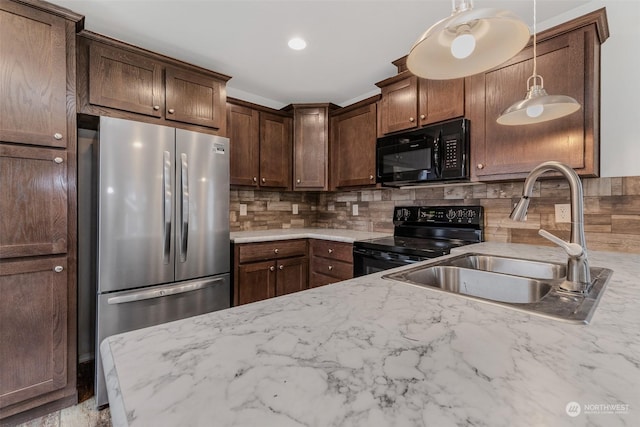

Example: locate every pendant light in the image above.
[406,0,530,80]
[497,0,581,125]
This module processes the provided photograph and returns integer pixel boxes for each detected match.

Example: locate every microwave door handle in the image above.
[433,132,442,178]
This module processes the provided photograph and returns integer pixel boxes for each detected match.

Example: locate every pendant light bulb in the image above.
[451,27,476,59]
[526,105,544,118]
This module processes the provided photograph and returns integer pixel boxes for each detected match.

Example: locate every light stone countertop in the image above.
[101,242,640,427]
[230,228,392,244]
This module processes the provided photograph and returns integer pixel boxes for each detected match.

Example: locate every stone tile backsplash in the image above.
[231,176,640,254]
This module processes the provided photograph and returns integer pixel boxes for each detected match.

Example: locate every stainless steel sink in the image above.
[444,254,566,280]
[397,265,552,304]
[383,253,613,324]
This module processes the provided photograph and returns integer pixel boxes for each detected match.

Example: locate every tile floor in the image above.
[14,398,111,427]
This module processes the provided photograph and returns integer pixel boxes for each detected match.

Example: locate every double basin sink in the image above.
[383,253,613,324]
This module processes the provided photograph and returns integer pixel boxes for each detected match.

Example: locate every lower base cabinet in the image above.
[0,257,68,411]
[234,239,354,305]
[309,240,353,288]
[234,240,308,305]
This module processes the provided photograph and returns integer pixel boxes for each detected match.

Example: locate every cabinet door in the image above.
[236,260,276,305]
[260,112,291,189]
[0,257,68,408]
[0,144,67,259]
[0,3,67,148]
[165,67,225,130]
[88,42,163,117]
[331,103,377,189]
[293,107,328,190]
[227,103,259,186]
[379,75,418,135]
[418,78,464,126]
[467,26,598,180]
[275,256,308,296]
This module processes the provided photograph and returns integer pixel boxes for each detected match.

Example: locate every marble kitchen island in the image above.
[100,243,639,427]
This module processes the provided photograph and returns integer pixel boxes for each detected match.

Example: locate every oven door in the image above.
[353,247,430,277]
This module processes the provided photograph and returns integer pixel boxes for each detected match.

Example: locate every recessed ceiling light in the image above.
[288,37,306,50]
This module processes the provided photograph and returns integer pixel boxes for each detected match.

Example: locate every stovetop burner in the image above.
[354,206,484,259]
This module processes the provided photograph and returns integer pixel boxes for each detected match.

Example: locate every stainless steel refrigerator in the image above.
[93,117,231,407]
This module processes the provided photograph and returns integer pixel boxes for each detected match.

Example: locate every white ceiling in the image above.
[50,0,591,109]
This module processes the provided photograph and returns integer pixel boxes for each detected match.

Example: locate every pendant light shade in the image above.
[497,76,581,125]
[497,0,581,125]
[406,0,530,80]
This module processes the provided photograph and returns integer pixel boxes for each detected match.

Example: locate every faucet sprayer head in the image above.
[510,197,530,222]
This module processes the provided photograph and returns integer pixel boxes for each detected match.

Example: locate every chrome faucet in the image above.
[510,161,592,294]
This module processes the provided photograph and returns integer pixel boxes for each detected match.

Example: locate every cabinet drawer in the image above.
[237,240,307,263]
[309,240,353,263]
[311,257,352,281]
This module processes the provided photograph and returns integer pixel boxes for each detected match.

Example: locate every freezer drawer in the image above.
[95,273,230,407]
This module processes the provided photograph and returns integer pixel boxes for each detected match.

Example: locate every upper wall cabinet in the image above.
[0,2,68,148]
[376,57,464,136]
[227,99,291,189]
[286,103,339,191]
[466,9,609,181]
[88,42,163,118]
[77,32,230,134]
[330,97,378,190]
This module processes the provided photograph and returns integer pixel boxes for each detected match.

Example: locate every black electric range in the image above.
[353,206,484,276]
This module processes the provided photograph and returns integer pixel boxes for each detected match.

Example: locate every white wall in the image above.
[539,0,640,177]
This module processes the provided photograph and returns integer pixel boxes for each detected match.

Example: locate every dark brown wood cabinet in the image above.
[0,257,68,408]
[466,9,609,181]
[309,240,353,288]
[0,1,68,148]
[330,97,378,189]
[165,66,225,129]
[227,99,291,189]
[376,58,464,136]
[0,145,68,259]
[287,103,338,191]
[78,31,230,134]
[0,0,81,422]
[234,240,308,305]
[88,41,163,118]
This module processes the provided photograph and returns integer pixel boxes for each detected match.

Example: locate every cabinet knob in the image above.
[54,266,64,273]
[153,105,160,111]
[328,265,333,271]
[409,117,415,122]
[477,163,485,170]
[269,266,275,272]
[168,108,175,114]
[262,178,266,183]
[253,177,258,183]
[53,133,63,140]
[274,248,279,254]
[53,157,63,164]
[279,265,284,270]
[328,249,333,254]
[420,114,426,120]
[369,175,374,180]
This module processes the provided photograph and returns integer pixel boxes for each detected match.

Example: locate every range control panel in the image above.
[394,206,483,226]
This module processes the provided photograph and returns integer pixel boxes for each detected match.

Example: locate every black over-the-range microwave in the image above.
[376,118,469,187]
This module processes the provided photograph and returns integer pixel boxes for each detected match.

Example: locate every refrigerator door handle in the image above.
[180,152,189,262]
[106,277,224,305]
[163,151,172,264]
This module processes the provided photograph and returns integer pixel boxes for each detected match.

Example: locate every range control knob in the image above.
[446,209,457,220]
